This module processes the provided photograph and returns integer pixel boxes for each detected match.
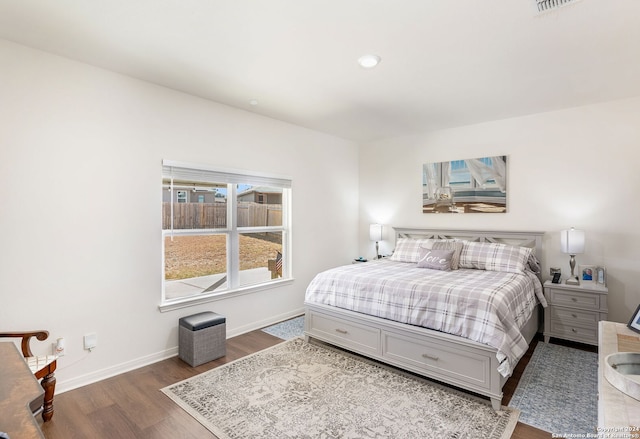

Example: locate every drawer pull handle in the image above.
[572,314,578,318]
[571,298,578,302]
[421,353,439,361]
[571,328,578,333]
[335,328,348,334]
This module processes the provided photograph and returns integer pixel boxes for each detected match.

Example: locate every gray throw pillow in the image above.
[431,240,464,270]
[417,248,454,271]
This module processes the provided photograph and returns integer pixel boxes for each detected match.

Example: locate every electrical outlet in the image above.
[84,333,97,351]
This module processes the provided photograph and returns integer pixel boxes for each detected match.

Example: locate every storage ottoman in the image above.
[178,311,226,367]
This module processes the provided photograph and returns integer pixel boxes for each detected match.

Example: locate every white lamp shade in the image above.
[369,224,383,242]
[560,228,585,254]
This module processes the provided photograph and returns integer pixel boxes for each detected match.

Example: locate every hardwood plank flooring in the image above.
[39,329,593,439]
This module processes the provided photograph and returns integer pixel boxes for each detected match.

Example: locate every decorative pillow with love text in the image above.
[416,248,455,271]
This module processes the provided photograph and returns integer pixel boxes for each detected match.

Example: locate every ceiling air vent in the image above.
[533,0,581,13]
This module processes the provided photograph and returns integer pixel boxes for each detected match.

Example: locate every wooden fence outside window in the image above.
[162,202,282,229]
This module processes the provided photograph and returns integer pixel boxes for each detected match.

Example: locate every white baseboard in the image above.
[57,347,179,394]
[56,308,305,394]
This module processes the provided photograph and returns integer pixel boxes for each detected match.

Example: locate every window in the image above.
[161,160,292,308]
[448,158,500,190]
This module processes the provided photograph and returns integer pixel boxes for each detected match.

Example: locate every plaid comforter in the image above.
[305,259,547,376]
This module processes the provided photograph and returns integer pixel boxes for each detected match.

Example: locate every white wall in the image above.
[359,97,640,324]
[0,40,359,391]
[3,34,639,393]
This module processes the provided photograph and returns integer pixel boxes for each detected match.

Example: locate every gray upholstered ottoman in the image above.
[178,311,226,367]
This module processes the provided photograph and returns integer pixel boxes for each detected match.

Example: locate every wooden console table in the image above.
[598,321,640,430]
[0,342,45,439]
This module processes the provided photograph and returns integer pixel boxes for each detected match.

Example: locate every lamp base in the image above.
[565,276,580,285]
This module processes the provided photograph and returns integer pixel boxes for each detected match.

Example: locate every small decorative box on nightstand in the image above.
[543,280,608,345]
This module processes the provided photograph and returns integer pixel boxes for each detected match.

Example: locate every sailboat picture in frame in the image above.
[422,155,507,214]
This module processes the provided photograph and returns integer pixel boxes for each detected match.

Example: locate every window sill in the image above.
[158,278,295,313]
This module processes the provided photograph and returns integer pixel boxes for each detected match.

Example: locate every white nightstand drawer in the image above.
[550,306,600,326]
[549,320,598,343]
[307,311,380,355]
[547,288,600,311]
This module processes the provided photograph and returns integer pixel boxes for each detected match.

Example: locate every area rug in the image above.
[509,342,597,435]
[260,315,305,340]
[162,338,519,439]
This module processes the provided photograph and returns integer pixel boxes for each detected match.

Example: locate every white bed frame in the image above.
[304,228,545,411]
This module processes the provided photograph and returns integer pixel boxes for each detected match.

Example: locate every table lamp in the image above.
[560,227,585,285]
[369,224,383,259]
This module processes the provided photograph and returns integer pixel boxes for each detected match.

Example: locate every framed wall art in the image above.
[628,304,640,334]
[422,156,507,214]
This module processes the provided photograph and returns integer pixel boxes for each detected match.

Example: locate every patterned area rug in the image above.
[509,342,598,435]
[162,338,519,439]
[260,316,305,340]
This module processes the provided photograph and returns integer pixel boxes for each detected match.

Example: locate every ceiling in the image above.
[1,0,639,142]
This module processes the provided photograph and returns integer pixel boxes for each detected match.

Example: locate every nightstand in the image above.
[543,280,608,345]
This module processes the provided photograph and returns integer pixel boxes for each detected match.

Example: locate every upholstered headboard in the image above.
[393,227,544,263]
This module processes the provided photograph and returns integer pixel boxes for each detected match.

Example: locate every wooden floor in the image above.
[38,328,594,439]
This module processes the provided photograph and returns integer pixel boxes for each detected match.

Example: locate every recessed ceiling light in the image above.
[358,54,381,69]
[249,99,259,106]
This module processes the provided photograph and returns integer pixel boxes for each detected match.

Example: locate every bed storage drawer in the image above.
[382,331,492,390]
[307,311,380,355]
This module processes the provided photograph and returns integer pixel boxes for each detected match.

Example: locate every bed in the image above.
[304,228,546,411]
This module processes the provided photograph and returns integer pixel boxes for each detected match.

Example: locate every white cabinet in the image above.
[598,322,640,430]
[543,280,608,345]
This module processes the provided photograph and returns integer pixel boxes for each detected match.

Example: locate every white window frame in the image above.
[159,159,293,312]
